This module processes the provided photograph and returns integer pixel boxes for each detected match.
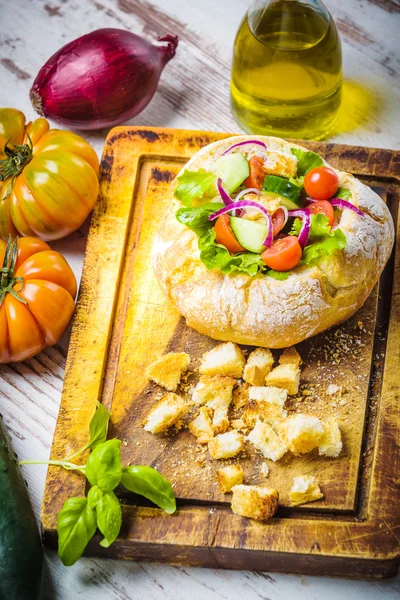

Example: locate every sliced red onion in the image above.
[280,205,289,228]
[209,200,273,248]
[330,198,364,216]
[235,187,262,202]
[288,208,311,248]
[222,140,267,156]
[305,196,318,205]
[217,178,233,206]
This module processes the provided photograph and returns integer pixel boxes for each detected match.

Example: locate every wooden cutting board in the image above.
[42,127,400,579]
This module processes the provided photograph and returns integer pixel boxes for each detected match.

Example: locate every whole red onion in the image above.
[30,29,178,130]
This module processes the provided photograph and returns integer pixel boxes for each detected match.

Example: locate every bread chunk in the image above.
[216,464,244,493]
[264,150,298,178]
[279,346,302,367]
[199,342,246,378]
[188,407,214,443]
[231,485,279,521]
[146,352,190,391]
[247,420,288,461]
[192,375,235,434]
[233,382,250,410]
[208,430,244,459]
[249,385,288,407]
[243,400,287,428]
[143,393,187,434]
[279,414,323,455]
[265,364,300,395]
[318,418,342,457]
[243,348,274,386]
[289,475,324,506]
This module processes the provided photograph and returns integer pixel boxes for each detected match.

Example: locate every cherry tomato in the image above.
[244,156,265,190]
[261,236,302,271]
[0,236,76,363]
[214,214,245,254]
[304,166,339,200]
[309,200,335,227]
[271,208,286,237]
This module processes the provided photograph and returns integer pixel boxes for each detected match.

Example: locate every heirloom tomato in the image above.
[0,236,77,363]
[0,108,99,240]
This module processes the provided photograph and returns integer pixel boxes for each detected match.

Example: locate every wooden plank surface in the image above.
[41,127,400,579]
[1,0,399,598]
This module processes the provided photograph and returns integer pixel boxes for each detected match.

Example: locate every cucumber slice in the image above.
[230,216,267,254]
[262,175,303,209]
[215,153,250,193]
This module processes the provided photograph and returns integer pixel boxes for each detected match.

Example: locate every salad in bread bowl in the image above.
[152,136,394,348]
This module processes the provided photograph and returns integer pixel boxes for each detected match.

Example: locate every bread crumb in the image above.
[279,346,302,367]
[289,475,324,506]
[279,414,323,455]
[199,342,246,378]
[188,406,214,444]
[233,382,250,409]
[146,352,190,391]
[327,384,342,395]
[318,418,343,457]
[208,430,244,459]
[243,400,287,428]
[243,348,274,386]
[142,393,188,434]
[260,462,269,477]
[192,375,235,434]
[247,420,288,461]
[231,485,279,520]
[216,464,244,492]
[265,364,300,395]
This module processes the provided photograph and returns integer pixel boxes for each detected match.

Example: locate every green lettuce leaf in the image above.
[291,148,324,176]
[336,186,352,200]
[290,213,346,265]
[198,228,265,276]
[266,269,290,280]
[175,203,223,236]
[174,169,217,207]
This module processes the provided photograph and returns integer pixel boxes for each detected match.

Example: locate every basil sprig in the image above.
[20,402,176,566]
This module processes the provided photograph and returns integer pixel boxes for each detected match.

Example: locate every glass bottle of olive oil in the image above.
[230,0,342,139]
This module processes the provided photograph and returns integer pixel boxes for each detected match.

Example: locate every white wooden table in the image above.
[1,0,400,598]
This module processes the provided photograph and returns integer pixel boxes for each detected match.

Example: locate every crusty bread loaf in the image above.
[152,136,394,348]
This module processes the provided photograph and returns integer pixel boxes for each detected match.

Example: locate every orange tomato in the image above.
[0,236,77,363]
[304,166,339,200]
[244,156,265,190]
[261,236,302,271]
[214,214,245,253]
[271,208,286,237]
[0,108,99,241]
[309,200,335,227]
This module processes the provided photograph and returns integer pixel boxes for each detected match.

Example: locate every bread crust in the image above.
[152,136,394,348]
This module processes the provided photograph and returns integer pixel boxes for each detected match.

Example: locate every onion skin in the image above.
[30,29,178,130]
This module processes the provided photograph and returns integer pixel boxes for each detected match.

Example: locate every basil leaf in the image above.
[86,439,122,492]
[174,169,217,207]
[267,269,290,280]
[336,187,352,200]
[57,497,96,566]
[176,203,223,236]
[87,402,109,450]
[87,485,103,509]
[291,148,323,176]
[121,466,176,514]
[96,491,122,548]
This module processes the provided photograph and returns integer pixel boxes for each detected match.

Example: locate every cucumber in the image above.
[0,414,43,600]
[215,153,250,193]
[230,216,267,253]
[262,175,303,210]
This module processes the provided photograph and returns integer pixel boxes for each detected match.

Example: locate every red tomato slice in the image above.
[309,200,335,227]
[214,214,245,253]
[271,208,286,237]
[261,236,302,271]
[244,156,265,190]
[304,166,339,200]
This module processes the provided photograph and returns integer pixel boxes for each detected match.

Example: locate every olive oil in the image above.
[231,0,342,139]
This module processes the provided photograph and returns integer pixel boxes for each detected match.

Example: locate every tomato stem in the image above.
[0,135,33,196]
[0,236,27,306]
